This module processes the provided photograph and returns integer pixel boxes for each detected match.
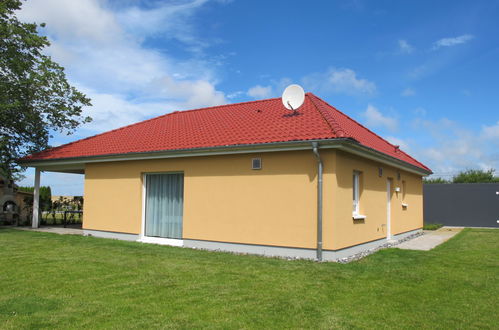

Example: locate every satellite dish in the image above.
[282,84,305,111]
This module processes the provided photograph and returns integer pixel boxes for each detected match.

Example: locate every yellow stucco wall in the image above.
[83,148,423,250]
[329,151,423,250]
[84,150,333,249]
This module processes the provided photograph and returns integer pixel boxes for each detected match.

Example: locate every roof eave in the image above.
[18,138,431,176]
[336,140,432,176]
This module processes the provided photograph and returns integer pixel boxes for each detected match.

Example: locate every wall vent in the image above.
[252,158,262,170]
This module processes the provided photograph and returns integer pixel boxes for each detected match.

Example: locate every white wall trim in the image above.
[140,173,147,241]
[83,229,139,241]
[138,236,184,247]
[139,172,185,247]
[386,179,392,240]
[32,168,41,228]
[184,228,422,261]
[83,228,421,261]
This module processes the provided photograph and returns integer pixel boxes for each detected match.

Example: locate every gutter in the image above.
[18,138,432,176]
[312,142,323,262]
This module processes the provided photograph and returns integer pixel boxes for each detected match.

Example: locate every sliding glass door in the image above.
[145,173,184,239]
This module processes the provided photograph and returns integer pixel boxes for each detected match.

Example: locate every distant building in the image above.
[51,196,83,210]
[51,195,79,203]
[0,175,33,225]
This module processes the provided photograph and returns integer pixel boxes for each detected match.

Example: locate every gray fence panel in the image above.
[424,183,499,228]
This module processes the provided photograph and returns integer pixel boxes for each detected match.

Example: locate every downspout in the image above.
[312,142,323,261]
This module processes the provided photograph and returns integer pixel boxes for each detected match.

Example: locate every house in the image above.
[0,175,33,225]
[51,195,84,211]
[19,93,431,261]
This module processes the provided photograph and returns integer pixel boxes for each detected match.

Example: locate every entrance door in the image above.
[144,173,184,239]
[386,179,393,240]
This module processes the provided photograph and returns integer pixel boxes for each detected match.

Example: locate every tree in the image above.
[424,169,499,184]
[0,0,91,180]
[452,169,499,183]
[423,177,450,184]
[18,185,52,211]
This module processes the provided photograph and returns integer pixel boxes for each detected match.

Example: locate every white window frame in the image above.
[352,171,366,219]
[138,172,185,247]
[251,157,262,170]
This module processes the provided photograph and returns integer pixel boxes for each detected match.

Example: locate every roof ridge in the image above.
[23,96,284,160]
[168,96,282,115]
[307,93,346,138]
[308,93,430,171]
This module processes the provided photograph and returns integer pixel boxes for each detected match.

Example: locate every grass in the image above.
[0,229,498,329]
[423,223,444,230]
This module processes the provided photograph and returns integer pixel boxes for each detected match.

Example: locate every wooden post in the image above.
[32,168,40,228]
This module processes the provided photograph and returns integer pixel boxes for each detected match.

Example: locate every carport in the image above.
[23,162,85,229]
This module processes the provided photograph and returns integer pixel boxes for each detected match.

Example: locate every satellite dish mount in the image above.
[282,84,305,111]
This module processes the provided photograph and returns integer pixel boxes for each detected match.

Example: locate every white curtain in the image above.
[145,173,184,239]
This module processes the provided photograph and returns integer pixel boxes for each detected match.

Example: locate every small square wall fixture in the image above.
[378,167,383,177]
[252,158,262,170]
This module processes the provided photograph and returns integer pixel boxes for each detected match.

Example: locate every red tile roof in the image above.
[21,93,430,172]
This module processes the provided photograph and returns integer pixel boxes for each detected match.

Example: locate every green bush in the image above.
[424,168,499,184]
[452,169,499,183]
[18,186,52,211]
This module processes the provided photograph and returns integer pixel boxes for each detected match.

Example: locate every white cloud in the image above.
[401,88,416,96]
[18,0,123,45]
[432,34,474,50]
[481,121,499,140]
[361,104,398,131]
[420,138,484,172]
[245,78,295,99]
[247,69,374,99]
[226,91,244,99]
[411,118,498,175]
[78,90,167,131]
[413,107,427,116]
[302,68,376,95]
[385,136,410,151]
[16,0,230,194]
[116,0,212,53]
[18,0,227,133]
[75,77,226,132]
[398,39,414,54]
[154,76,226,108]
[247,85,273,99]
[409,64,429,79]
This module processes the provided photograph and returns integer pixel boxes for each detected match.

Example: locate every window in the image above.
[252,158,262,170]
[144,173,184,239]
[353,171,361,216]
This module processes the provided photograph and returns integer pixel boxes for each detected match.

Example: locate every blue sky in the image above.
[17,0,499,195]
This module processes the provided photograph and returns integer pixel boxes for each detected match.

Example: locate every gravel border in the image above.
[188,231,425,263]
[336,231,425,263]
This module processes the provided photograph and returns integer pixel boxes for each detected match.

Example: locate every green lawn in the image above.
[0,229,497,329]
